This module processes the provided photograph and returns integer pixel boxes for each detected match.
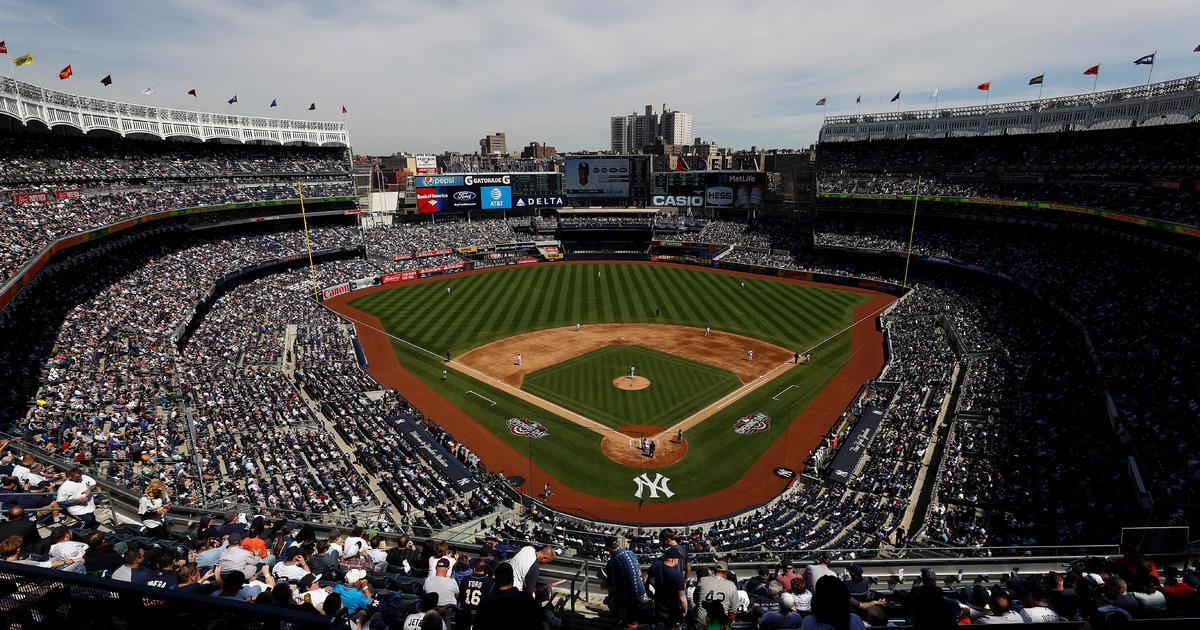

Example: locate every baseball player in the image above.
[740,281,745,289]
[441,369,447,381]
[748,349,753,362]
[446,286,451,295]
[517,353,522,366]
[794,352,800,364]
[641,437,649,453]
[704,326,710,337]
[629,365,636,380]
[576,323,581,333]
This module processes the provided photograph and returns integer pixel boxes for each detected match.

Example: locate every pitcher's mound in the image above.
[613,376,651,390]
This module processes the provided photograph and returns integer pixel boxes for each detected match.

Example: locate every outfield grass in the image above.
[348,263,870,503]
[521,345,742,430]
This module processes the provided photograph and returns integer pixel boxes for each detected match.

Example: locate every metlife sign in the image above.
[480,185,512,209]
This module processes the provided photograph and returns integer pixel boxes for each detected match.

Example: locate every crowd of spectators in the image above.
[362,219,522,262]
[817,124,1200,225]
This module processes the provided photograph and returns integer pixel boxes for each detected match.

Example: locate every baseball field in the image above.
[330,262,893,523]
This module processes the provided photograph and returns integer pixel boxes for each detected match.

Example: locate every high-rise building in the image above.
[610,104,692,153]
[660,108,692,147]
[479,132,506,155]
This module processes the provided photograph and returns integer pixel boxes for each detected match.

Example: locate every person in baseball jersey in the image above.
[576,323,580,332]
[748,349,753,362]
[516,353,522,366]
[629,365,635,380]
[704,326,710,337]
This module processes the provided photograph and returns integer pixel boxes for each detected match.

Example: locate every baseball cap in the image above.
[297,573,319,591]
[665,546,685,561]
[604,536,619,549]
[713,560,729,573]
[226,533,242,545]
[436,557,451,568]
[848,563,864,575]
[113,541,129,555]
[345,569,367,584]
[779,592,796,609]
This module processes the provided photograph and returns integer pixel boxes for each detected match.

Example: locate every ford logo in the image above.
[454,191,476,201]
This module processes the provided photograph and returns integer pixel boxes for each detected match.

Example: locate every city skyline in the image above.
[2,0,1198,154]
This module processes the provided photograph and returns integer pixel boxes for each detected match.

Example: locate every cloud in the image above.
[5,0,1200,154]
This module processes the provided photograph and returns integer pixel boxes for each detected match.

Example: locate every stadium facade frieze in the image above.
[0,76,348,146]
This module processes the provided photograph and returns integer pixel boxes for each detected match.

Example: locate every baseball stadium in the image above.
[0,8,1199,629]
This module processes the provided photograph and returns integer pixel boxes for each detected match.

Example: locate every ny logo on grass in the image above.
[633,473,674,499]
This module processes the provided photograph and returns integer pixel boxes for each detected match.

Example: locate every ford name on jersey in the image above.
[651,194,704,207]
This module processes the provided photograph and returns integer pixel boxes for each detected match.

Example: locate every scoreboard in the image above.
[415,172,564,212]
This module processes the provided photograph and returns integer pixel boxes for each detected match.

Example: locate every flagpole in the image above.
[1038,76,1044,101]
[1146,51,1156,85]
[1092,66,1099,94]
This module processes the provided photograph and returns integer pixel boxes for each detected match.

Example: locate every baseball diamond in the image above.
[331,261,892,522]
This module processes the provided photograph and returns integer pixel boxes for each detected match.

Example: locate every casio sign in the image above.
[706,186,734,206]
[453,191,477,201]
[651,194,704,207]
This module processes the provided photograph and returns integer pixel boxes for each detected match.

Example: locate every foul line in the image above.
[466,391,497,406]
[657,359,797,439]
[772,385,798,400]
[802,300,895,357]
[447,360,623,437]
[320,303,447,361]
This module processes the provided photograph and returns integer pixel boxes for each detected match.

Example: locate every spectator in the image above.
[55,467,98,528]
[424,557,461,607]
[0,534,83,571]
[138,480,170,538]
[473,562,542,630]
[804,575,866,630]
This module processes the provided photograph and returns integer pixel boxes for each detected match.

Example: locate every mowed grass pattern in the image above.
[349,263,863,355]
[522,345,742,430]
[347,263,872,503]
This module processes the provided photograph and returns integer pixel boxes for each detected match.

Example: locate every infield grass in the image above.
[522,345,742,430]
[347,263,873,503]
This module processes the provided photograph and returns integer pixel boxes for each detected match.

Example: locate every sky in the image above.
[3,0,1199,155]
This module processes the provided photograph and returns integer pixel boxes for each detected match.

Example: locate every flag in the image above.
[1195,44,1200,52]
[142,87,154,95]
[227,95,238,104]
[856,95,861,103]
[12,52,34,67]
[977,82,990,91]
[270,99,277,107]
[890,91,900,102]
[1084,65,1099,75]
[1028,74,1044,85]
[0,41,7,54]
[1134,53,1155,65]
[930,87,939,99]
[342,105,347,114]
[815,98,826,106]
[308,102,315,110]
[100,74,112,86]
[187,88,197,97]
[58,65,72,80]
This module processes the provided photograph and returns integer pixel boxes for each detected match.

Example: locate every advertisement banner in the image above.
[382,271,418,284]
[321,282,351,301]
[415,155,437,175]
[478,184,512,209]
[415,188,446,213]
[827,407,884,483]
[13,192,49,204]
[513,195,565,208]
[565,158,630,197]
[416,175,464,187]
[55,190,82,200]
[714,172,766,209]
